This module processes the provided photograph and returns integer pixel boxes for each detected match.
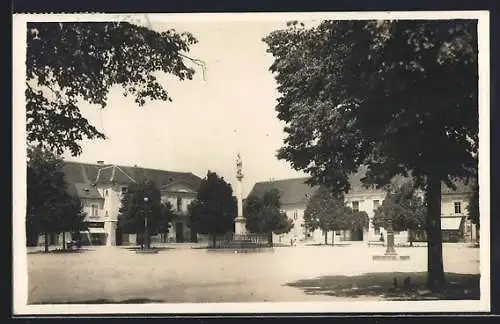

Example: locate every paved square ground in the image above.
[26,243,480,303]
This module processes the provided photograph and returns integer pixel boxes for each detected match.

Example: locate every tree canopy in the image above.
[26,146,86,251]
[244,189,294,244]
[188,171,237,245]
[466,180,479,227]
[304,187,368,244]
[372,181,426,245]
[26,22,201,156]
[117,180,175,249]
[264,20,477,191]
[263,20,478,289]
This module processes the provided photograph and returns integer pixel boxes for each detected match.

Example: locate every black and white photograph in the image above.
[12,11,490,315]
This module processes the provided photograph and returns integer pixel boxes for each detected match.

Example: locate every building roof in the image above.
[62,161,202,198]
[248,169,473,206]
[442,178,475,195]
[67,183,104,200]
[248,177,318,206]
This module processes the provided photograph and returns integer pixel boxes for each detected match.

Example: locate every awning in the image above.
[82,228,107,234]
[441,217,462,230]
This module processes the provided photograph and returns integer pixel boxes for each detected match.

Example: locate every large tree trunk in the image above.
[408,229,413,247]
[212,234,216,248]
[324,230,328,245]
[62,232,66,250]
[331,229,335,246]
[426,176,446,290]
[267,231,273,247]
[44,232,49,253]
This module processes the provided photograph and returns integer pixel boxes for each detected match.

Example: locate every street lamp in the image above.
[144,197,149,249]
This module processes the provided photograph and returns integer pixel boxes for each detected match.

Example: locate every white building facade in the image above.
[247,172,477,246]
[36,161,202,247]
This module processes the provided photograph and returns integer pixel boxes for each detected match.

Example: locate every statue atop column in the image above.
[236,153,243,180]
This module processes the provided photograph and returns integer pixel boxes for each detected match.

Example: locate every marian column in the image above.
[234,153,247,235]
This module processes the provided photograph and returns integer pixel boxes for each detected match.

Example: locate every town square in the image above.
[13,11,489,314]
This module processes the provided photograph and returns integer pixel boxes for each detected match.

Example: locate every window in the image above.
[121,187,127,195]
[352,201,359,212]
[454,202,462,214]
[91,204,98,218]
[373,200,380,211]
[177,196,182,212]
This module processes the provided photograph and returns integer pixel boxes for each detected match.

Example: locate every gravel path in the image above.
[27,243,480,304]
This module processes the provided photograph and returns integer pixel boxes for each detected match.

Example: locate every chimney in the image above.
[97,160,104,165]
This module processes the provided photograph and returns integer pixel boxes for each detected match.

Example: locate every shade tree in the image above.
[188,171,237,247]
[117,180,174,249]
[26,22,203,156]
[244,189,294,246]
[263,20,478,289]
[26,146,86,251]
[372,181,426,246]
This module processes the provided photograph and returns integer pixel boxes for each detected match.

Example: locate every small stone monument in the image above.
[372,217,410,261]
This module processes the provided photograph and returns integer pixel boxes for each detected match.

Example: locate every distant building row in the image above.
[36,161,203,247]
[36,161,478,247]
[247,169,478,246]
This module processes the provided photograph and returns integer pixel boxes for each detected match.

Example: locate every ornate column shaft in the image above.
[235,153,246,235]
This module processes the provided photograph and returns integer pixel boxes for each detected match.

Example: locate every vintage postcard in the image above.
[12,11,490,315]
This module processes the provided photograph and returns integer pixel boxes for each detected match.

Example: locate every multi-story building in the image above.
[37,161,202,246]
[247,170,477,245]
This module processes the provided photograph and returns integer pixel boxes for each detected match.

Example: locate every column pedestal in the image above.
[235,216,246,235]
[372,219,409,261]
[105,221,117,246]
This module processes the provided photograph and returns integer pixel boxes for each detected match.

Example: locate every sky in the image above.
[63,18,317,197]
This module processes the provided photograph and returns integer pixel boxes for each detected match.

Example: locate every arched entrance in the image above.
[175,222,185,243]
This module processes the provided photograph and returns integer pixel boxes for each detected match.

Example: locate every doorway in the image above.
[175,222,184,243]
[190,225,198,243]
[351,227,364,241]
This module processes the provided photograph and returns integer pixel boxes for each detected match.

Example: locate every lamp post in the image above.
[144,197,149,249]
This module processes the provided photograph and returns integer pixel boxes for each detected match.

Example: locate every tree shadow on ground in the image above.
[286,272,479,300]
[121,246,174,251]
[305,243,352,247]
[27,248,96,254]
[32,298,165,304]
